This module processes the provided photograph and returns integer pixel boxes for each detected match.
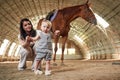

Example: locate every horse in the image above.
[37,0,97,65]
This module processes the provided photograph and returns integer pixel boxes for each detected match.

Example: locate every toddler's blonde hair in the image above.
[41,19,52,28]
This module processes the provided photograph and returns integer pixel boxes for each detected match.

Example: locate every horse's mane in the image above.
[45,3,89,21]
[59,3,88,13]
[57,4,88,23]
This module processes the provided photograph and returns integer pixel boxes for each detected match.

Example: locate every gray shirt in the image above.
[34,30,53,54]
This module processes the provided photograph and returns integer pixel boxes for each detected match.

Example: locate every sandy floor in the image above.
[0,60,120,80]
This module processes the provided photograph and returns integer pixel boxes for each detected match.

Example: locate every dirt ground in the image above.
[0,59,120,80]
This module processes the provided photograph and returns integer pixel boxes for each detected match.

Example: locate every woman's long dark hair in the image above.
[19,18,36,40]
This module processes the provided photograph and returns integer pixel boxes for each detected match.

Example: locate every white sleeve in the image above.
[18,34,20,39]
[36,30,41,36]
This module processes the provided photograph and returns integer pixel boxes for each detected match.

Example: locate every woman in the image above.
[18,18,36,71]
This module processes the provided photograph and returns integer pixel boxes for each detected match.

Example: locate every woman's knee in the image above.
[19,47,29,56]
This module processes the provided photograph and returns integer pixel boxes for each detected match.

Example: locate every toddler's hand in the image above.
[54,30,60,36]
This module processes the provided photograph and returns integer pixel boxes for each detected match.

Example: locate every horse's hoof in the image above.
[61,63,65,66]
[53,63,57,66]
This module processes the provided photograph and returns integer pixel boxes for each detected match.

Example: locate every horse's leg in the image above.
[61,35,68,66]
[53,36,59,66]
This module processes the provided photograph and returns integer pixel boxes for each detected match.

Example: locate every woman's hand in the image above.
[26,36,32,42]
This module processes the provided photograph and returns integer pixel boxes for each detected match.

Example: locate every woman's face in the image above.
[23,21,32,32]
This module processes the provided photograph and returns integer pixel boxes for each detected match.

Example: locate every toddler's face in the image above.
[41,22,51,33]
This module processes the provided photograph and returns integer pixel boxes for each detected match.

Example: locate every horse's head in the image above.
[80,0,97,25]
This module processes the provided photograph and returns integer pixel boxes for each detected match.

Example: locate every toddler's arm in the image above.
[18,36,31,48]
[31,35,40,41]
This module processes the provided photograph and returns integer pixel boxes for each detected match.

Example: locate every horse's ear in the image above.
[86,0,91,6]
[86,0,89,4]
[86,0,91,7]
[88,3,91,7]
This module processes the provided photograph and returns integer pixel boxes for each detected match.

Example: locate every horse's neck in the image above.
[61,5,82,24]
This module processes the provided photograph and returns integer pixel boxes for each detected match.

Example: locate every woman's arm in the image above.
[18,36,31,48]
